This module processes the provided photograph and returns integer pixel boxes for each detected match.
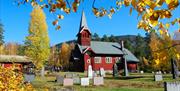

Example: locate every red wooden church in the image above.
[70,12,139,72]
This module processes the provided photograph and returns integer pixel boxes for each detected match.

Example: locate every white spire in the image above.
[80,11,88,29]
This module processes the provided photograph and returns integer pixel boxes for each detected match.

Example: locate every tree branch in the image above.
[153,43,180,52]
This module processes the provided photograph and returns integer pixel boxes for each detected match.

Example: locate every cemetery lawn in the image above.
[31,72,180,91]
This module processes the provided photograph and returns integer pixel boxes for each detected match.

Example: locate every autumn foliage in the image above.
[15,0,179,33]
[149,32,180,71]
[0,66,35,91]
[25,6,50,69]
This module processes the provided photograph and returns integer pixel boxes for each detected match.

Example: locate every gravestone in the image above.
[81,78,89,86]
[171,59,179,79]
[93,77,104,86]
[164,82,180,91]
[100,68,105,77]
[65,73,73,78]
[154,74,163,81]
[56,75,64,84]
[73,77,80,84]
[140,71,144,74]
[93,72,97,77]
[24,74,35,82]
[88,65,93,79]
[113,64,118,77]
[63,78,73,86]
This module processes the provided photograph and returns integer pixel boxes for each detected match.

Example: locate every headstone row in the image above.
[164,82,180,91]
[56,74,104,86]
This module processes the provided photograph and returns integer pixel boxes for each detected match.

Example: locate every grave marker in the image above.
[88,65,93,79]
[73,77,80,84]
[63,78,73,86]
[81,78,89,86]
[93,77,104,86]
[154,74,163,81]
[100,68,105,77]
[56,75,64,84]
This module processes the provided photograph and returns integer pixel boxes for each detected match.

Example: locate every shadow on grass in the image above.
[105,76,144,80]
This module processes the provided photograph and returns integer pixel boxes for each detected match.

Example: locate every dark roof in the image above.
[0,55,32,63]
[77,41,139,62]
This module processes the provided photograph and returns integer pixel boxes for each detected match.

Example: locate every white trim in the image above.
[105,57,112,63]
[94,57,101,63]
[80,27,91,33]
[83,47,91,54]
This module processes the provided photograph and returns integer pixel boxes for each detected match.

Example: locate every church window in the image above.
[94,57,101,63]
[106,57,112,63]
[87,59,91,63]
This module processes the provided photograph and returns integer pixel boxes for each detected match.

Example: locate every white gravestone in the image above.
[93,77,104,86]
[100,68,105,77]
[154,74,163,81]
[88,65,93,79]
[165,82,180,91]
[140,70,144,74]
[81,78,89,86]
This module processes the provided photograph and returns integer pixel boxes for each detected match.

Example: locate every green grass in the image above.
[31,72,179,91]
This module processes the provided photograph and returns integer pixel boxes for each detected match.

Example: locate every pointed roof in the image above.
[79,11,88,29]
[77,11,91,36]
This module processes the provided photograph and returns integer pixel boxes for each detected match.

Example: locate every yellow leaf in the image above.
[165,23,170,28]
[148,18,158,27]
[129,7,133,15]
[131,0,136,8]
[159,30,163,35]
[165,0,171,4]
[57,15,64,19]
[124,0,131,6]
[156,0,164,7]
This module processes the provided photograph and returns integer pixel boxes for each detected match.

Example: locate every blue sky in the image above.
[0,0,179,46]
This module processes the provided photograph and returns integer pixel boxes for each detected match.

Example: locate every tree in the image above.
[124,38,134,53]
[25,6,50,70]
[92,33,100,41]
[149,31,179,71]
[59,43,71,70]
[4,42,19,55]
[16,0,179,33]
[17,44,26,56]
[109,35,117,42]
[134,34,146,59]
[101,34,109,42]
[0,21,4,46]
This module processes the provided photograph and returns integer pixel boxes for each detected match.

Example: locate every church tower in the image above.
[77,12,91,46]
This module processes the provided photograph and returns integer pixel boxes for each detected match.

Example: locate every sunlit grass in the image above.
[31,72,179,91]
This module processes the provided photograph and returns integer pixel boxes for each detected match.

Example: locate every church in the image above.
[70,12,139,73]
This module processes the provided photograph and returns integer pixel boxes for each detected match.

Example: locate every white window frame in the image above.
[105,57,112,63]
[94,57,101,63]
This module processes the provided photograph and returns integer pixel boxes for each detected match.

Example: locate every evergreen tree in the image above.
[134,34,146,58]
[109,35,117,42]
[92,33,100,41]
[0,21,4,46]
[101,34,109,42]
[124,39,134,53]
[25,6,50,70]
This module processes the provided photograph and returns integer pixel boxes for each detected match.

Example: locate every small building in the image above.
[70,12,139,73]
[0,55,32,71]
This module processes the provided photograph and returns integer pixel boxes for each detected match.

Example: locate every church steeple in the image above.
[77,11,91,46]
[79,11,88,29]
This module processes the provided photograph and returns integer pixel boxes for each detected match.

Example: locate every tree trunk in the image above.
[41,66,45,77]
